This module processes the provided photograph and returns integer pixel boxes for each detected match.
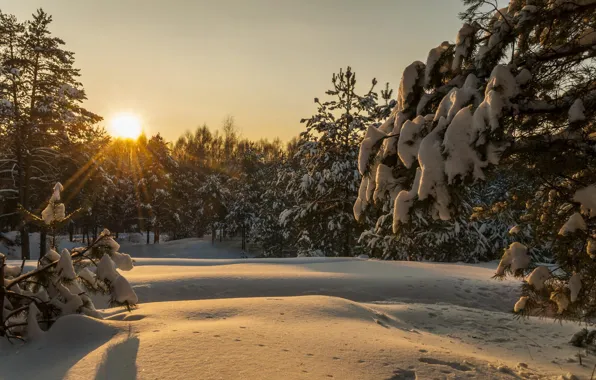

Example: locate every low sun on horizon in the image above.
[109,112,143,139]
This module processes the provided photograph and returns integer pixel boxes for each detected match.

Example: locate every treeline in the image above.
[0,8,513,262]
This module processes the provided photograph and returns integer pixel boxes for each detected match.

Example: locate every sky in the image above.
[0,0,467,143]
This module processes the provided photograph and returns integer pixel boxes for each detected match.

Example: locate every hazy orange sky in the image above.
[1,0,466,142]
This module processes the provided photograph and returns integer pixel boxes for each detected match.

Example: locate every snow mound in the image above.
[42,314,118,345]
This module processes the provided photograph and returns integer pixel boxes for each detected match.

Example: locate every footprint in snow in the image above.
[418,357,472,372]
[389,368,416,380]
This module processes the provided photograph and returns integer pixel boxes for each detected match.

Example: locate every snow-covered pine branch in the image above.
[356,0,596,318]
[280,67,393,257]
[0,183,137,342]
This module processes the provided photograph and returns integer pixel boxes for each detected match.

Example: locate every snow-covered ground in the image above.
[1,232,249,260]
[1,253,591,379]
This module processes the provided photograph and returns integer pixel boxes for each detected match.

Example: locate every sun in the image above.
[109,113,142,139]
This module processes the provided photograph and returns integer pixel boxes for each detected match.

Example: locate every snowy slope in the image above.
[0,258,590,379]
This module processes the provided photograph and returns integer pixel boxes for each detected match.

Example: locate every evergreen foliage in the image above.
[0,184,136,341]
[356,0,596,319]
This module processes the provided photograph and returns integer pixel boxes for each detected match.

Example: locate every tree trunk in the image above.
[211,225,215,245]
[20,225,30,260]
[68,222,74,242]
[146,228,150,245]
[154,225,160,244]
[345,224,351,257]
[39,230,47,261]
[241,222,246,251]
[0,253,5,328]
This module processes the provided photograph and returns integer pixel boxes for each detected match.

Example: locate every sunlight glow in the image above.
[109,113,142,139]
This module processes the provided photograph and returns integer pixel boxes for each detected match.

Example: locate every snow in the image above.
[1,255,591,379]
[486,65,520,101]
[568,273,581,303]
[353,176,368,221]
[573,184,596,218]
[52,182,63,202]
[478,7,512,62]
[78,267,97,288]
[372,164,399,203]
[27,303,44,340]
[56,249,76,280]
[111,275,138,305]
[424,41,451,87]
[452,23,474,71]
[387,64,519,225]
[45,248,60,262]
[558,212,587,235]
[99,236,121,252]
[496,242,529,275]
[397,61,424,112]
[515,68,532,85]
[527,266,550,290]
[434,73,479,123]
[568,99,586,123]
[513,296,528,313]
[110,251,134,271]
[443,106,486,183]
[51,283,84,315]
[357,125,386,175]
[397,115,425,168]
[96,255,138,305]
[3,264,20,278]
[393,168,421,229]
[380,111,407,157]
[41,202,65,225]
[41,183,66,224]
[508,243,530,272]
[473,65,518,145]
[417,118,451,220]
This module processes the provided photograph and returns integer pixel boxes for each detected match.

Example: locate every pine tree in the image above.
[0,183,137,341]
[357,0,596,320]
[281,67,393,256]
[0,9,102,259]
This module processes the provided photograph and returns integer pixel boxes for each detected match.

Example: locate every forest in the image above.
[0,9,520,265]
[1,0,596,357]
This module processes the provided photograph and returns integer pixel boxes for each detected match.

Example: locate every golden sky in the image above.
[1,0,465,142]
